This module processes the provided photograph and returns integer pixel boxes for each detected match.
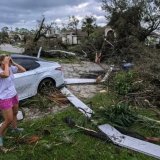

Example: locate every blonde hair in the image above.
[0,54,8,65]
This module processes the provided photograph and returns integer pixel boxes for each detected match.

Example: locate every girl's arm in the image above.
[0,57,10,78]
[10,58,26,73]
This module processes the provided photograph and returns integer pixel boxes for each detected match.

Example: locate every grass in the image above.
[0,50,12,55]
[0,106,156,160]
[0,68,159,159]
[0,91,159,160]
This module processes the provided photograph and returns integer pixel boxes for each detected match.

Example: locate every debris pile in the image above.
[44,88,70,106]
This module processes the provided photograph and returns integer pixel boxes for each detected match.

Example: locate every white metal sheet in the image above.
[61,87,93,118]
[64,78,97,85]
[98,124,160,159]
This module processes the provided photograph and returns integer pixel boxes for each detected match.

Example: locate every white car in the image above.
[11,54,64,100]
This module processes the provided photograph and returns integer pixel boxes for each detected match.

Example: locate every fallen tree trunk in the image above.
[46,50,76,56]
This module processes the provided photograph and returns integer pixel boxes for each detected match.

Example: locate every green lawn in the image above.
[0,50,11,55]
[0,67,159,160]
[0,95,158,160]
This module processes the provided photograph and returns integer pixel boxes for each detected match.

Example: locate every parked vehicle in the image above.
[11,54,64,100]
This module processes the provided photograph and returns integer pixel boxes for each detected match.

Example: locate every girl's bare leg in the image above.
[0,108,13,136]
[11,104,18,129]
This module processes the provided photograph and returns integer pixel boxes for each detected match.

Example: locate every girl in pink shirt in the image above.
[0,54,26,147]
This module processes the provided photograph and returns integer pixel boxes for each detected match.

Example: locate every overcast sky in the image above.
[0,0,106,30]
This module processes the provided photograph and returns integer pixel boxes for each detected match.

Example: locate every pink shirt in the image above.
[0,66,18,100]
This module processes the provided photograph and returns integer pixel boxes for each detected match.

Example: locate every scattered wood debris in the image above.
[0,147,15,153]
[146,137,160,143]
[15,135,41,145]
[45,50,76,57]
[64,117,110,141]
[25,135,40,145]
[43,88,69,106]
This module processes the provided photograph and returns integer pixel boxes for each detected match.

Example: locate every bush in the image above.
[101,103,137,127]
[114,71,135,95]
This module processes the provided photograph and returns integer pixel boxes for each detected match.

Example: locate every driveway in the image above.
[62,61,108,98]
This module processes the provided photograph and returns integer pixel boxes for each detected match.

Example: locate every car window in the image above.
[12,58,40,71]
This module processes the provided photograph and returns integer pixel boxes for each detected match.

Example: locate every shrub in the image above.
[100,103,137,127]
[114,71,135,95]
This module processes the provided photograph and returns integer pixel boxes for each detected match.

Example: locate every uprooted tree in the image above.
[94,0,160,64]
[102,0,160,42]
[34,17,57,42]
[67,16,79,35]
[24,17,62,54]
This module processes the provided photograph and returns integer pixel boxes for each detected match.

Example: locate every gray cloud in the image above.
[0,0,89,10]
[0,0,106,29]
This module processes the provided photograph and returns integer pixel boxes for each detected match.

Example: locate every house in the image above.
[61,30,87,45]
[46,28,60,38]
[62,31,78,45]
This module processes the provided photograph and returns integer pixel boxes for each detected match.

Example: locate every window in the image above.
[12,58,40,71]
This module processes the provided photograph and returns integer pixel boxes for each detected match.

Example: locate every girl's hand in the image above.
[3,56,10,65]
[10,57,16,66]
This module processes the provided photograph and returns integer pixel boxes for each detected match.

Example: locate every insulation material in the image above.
[61,87,93,118]
[98,124,160,159]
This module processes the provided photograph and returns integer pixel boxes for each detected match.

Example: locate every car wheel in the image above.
[38,78,55,94]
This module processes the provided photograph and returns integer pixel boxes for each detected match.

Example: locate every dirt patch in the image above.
[22,106,68,121]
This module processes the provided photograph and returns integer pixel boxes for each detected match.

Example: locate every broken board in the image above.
[61,87,93,118]
[64,78,97,85]
[98,124,160,159]
[101,65,114,82]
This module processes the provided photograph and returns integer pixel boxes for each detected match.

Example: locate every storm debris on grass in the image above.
[9,135,41,145]
[46,88,70,106]
[64,116,110,142]
[95,102,160,132]
[0,147,15,153]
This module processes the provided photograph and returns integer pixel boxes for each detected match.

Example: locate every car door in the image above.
[13,58,40,100]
